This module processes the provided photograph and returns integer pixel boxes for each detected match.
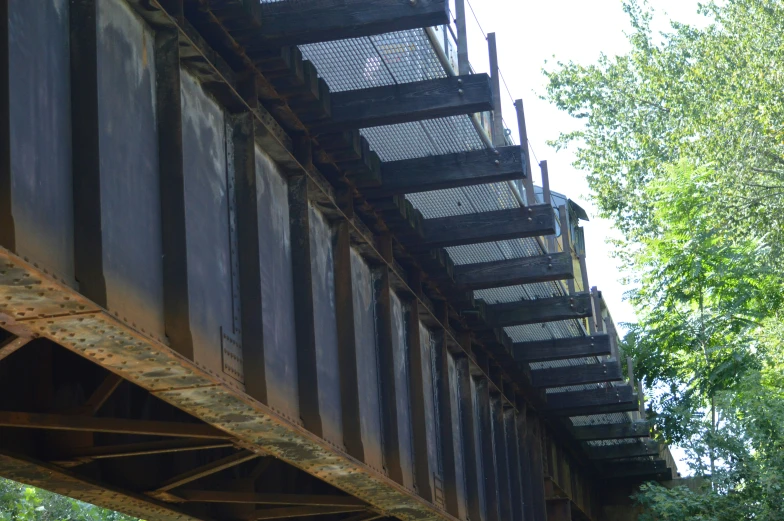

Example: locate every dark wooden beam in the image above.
[484,293,592,328]
[252,0,449,48]
[601,460,669,479]
[512,335,611,363]
[410,204,555,251]
[322,75,492,132]
[0,412,232,439]
[586,440,660,460]
[571,421,651,441]
[476,379,501,521]
[542,385,637,416]
[175,490,367,506]
[362,146,523,195]
[530,361,623,388]
[454,252,573,291]
[247,506,368,520]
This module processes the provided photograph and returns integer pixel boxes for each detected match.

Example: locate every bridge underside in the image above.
[0,1,675,520]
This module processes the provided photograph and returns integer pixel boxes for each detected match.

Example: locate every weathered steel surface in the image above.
[255,147,300,420]
[0,248,461,521]
[3,0,75,283]
[94,0,165,337]
[0,451,202,521]
[309,205,343,448]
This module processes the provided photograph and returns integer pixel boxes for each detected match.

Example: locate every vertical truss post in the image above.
[70,0,105,307]
[154,20,194,358]
[527,412,547,521]
[476,378,500,521]
[487,33,505,147]
[233,110,268,403]
[456,356,481,521]
[505,406,525,521]
[0,0,11,250]
[288,172,323,438]
[333,220,364,461]
[455,0,470,76]
[406,297,432,499]
[514,99,536,206]
[434,330,459,515]
[492,395,512,521]
[375,234,403,484]
[578,255,593,332]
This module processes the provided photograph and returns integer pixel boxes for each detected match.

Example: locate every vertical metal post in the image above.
[505,407,525,521]
[233,111,268,404]
[540,161,556,253]
[514,99,537,206]
[435,330,460,516]
[406,297,432,500]
[333,220,364,461]
[592,287,604,333]
[558,206,575,295]
[487,33,505,147]
[154,22,194,359]
[375,234,403,484]
[456,356,481,521]
[289,171,323,438]
[0,0,12,251]
[455,0,470,75]
[477,378,500,521]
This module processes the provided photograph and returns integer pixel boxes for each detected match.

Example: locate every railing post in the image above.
[558,206,575,295]
[487,33,505,147]
[593,287,604,333]
[514,99,537,206]
[541,161,557,253]
[455,0,470,75]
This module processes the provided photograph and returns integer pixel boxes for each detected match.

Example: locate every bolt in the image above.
[409,0,417,5]
[548,264,552,268]
[457,78,463,84]
[458,89,464,95]
[527,217,532,222]
[494,160,500,166]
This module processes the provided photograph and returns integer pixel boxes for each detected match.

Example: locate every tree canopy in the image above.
[544,0,784,518]
[0,478,142,521]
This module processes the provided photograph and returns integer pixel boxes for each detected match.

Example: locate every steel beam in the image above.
[0,412,231,439]
[174,490,367,506]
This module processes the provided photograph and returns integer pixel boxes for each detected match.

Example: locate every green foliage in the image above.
[543,0,784,519]
[0,478,142,521]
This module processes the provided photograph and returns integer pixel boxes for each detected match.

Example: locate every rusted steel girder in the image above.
[0,248,459,521]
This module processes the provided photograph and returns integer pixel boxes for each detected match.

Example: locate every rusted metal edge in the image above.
[0,451,204,521]
[0,248,457,521]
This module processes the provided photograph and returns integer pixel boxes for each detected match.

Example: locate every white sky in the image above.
[455,0,705,475]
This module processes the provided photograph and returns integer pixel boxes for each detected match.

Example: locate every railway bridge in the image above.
[0,1,676,520]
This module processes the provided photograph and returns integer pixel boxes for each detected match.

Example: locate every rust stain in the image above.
[0,247,456,521]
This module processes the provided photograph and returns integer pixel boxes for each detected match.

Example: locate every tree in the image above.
[543,1,784,518]
[543,0,784,252]
[0,478,142,521]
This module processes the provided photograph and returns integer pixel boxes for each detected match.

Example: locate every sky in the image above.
[453,0,705,474]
